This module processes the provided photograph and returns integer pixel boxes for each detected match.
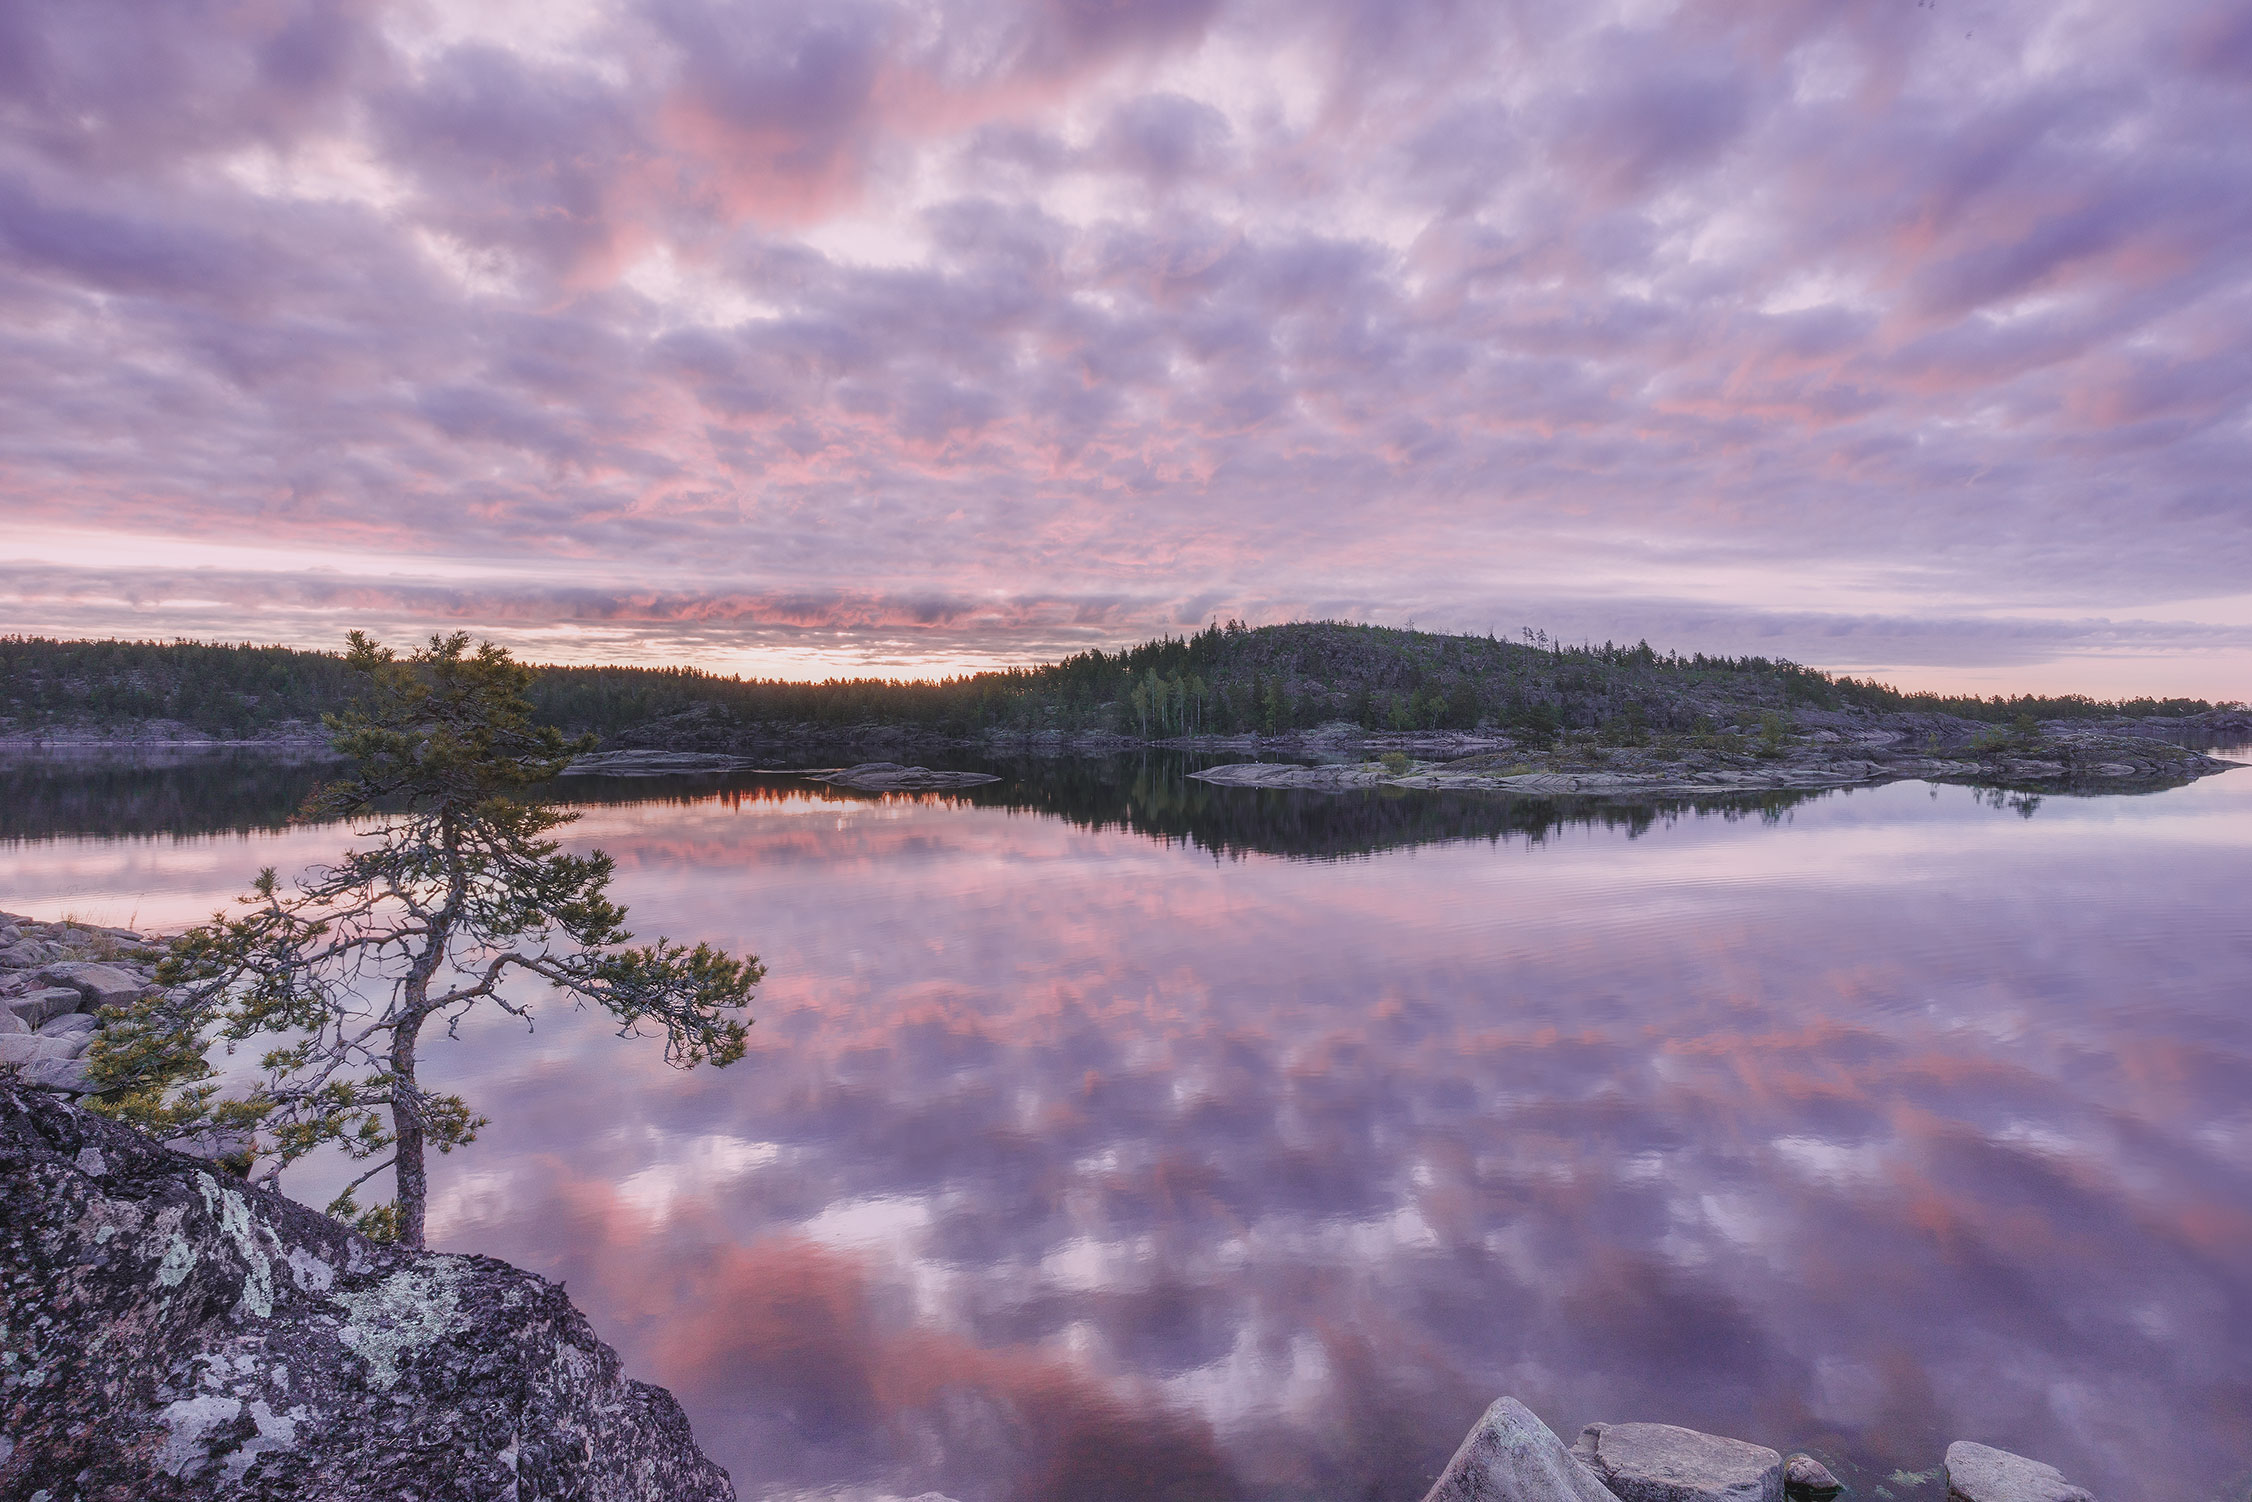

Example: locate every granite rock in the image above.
[6,986,84,1027]
[36,959,148,1008]
[0,1077,736,1499]
[14,1055,95,1093]
[1944,1441,2095,1502]
[1421,1397,1620,1502]
[1572,1421,1785,1502]
[0,939,58,967]
[1784,1453,1844,1499]
[164,1125,260,1166]
[0,1032,84,1066]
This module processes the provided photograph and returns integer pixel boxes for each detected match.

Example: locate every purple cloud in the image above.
[0,0,2246,695]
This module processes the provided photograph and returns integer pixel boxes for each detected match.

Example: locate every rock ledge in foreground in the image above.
[0,1077,734,1500]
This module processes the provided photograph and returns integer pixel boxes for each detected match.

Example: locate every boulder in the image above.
[0,1006,24,1035]
[1421,1397,1620,1502]
[0,1077,735,1499]
[1572,1422,1784,1502]
[0,1033,82,1066]
[1944,1441,2095,1502]
[6,985,86,1026]
[0,939,56,968]
[1784,1453,1843,1499]
[15,1055,95,1093]
[37,1011,99,1038]
[36,960,147,1008]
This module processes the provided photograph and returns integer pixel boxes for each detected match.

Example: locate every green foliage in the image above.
[88,633,763,1249]
[5,623,2235,747]
[1379,751,1411,775]
[1757,711,1791,757]
[1597,705,1650,746]
[326,1193,403,1245]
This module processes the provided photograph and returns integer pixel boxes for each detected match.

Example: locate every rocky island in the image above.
[8,626,2246,795]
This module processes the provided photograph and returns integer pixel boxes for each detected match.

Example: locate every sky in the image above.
[2,0,2249,697]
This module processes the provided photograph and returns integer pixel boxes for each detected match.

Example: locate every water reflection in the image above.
[3,755,2249,1502]
[3,749,1834,860]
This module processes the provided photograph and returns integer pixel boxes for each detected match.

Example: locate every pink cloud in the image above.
[0,0,2246,694]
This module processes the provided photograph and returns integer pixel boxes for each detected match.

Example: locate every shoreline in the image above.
[6,712,2245,802]
[1189,739,2245,797]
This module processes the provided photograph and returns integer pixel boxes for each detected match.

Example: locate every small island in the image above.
[4,625,2245,801]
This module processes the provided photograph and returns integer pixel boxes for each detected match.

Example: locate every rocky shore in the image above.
[581,700,2247,796]
[0,724,337,753]
[1190,717,2242,798]
[0,1076,735,1498]
[5,918,735,1496]
[1423,1397,2094,1502]
[0,912,158,1102]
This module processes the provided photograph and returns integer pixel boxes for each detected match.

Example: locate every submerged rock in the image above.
[1944,1441,2095,1502]
[0,1078,735,1499]
[1420,1397,1620,1502]
[1572,1421,1785,1502]
[1784,1453,1844,1498]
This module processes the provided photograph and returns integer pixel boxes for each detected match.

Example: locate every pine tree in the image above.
[91,633,762,1249]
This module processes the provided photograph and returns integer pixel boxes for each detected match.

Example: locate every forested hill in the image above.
[0,624,2237,744]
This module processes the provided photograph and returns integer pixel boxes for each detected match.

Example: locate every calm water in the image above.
[5,754,2251,1502]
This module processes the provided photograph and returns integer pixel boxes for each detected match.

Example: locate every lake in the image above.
[5,752,2249,1502]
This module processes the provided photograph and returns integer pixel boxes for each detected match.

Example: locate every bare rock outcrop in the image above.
[0,1077,734,1499]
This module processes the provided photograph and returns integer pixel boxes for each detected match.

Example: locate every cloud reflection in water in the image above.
[6,763,2250,1501]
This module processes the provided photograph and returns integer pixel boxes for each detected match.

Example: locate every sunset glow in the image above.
[4,0,2249,694]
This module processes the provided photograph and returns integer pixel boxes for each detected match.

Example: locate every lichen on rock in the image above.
[0,1076,734,1499]
[331,1260,470,1390]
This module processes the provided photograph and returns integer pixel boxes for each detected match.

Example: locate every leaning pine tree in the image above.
[89,632,762,1249]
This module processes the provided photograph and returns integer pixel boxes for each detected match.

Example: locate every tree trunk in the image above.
[390,1008,429,1250]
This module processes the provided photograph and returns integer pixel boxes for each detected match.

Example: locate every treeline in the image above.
[0,638,361,736]
[1,625,2235,742]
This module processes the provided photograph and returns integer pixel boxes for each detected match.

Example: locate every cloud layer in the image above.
[3,0,2249,692]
